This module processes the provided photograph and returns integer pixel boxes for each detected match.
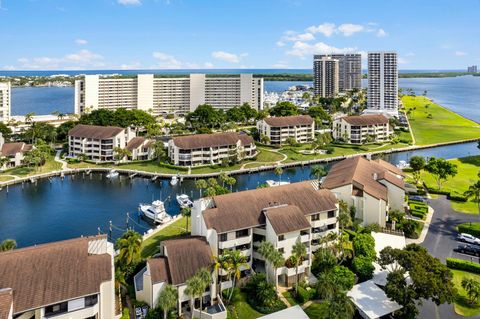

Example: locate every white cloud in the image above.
[120,62,141,70]
[276,41,286,47]
[117,0,141,5]
[405,52,415,57]
[455,51,467,56]
[75,39,88,45]
[279,30,315,44]
[2,65,15,70]
[152,51,202,69]
[211,51,245,63]
[204,62,214,68]
[398,57,409,64]
[272,61,289,68]
[306,23,336,37]
[337,23,364,36]
[287,41,358,57]
[16,49,105,70]
[376,28,387,37]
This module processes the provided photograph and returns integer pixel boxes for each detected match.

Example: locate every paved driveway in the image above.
[419,195,480,319]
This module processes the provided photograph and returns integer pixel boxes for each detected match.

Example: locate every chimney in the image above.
[373,173,378,180]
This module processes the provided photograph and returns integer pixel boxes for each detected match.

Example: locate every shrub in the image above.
[457,223,480,237]
[400,219,422,239]
[158,162,189,172]
[295,286,311,303]
[448,194,468,202]
[352,256,374,282]
[410,210,426,219]
[446,258,480,274]
[353,233,376,259]
[244,274,286,313]
[331,266,355,291]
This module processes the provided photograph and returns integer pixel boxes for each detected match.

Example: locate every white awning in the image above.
[258,305,309,319]
[348,281,402,319]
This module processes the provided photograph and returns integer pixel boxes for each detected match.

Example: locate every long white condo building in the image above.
[74,74,264,115]
[366,52,398,117]
[0,82,11,124]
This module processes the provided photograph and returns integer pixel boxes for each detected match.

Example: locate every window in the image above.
[219,233,227,242]
[235,229,249,238]
[85,294,98,307]
[327,223,335,230]
[311,214,320,221]
[327,210,335,218]
[278,248,284,253]
[278,235,285,241]
[44,301,68,317]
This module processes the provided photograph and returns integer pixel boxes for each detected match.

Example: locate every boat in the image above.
[265,180,290,187]
[170,175,179,186]
[139,200,172,224]
[396,160,410,169]
[106,169,119,179]
[176,194,193,208]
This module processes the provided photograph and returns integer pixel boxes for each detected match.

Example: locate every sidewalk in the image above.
[406,206,434,245]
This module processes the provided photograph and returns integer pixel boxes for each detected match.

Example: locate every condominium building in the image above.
[74,74,264,115]
[332,114,391,144]
[0,133,33,169]
[313,56,339,97]
[191,181,339,288]
[0,82,11,124]
[68,124,136,162]
[467,65,478,73]
[168,132,257,167]
[0,235,116,319]
[125,137,155,161]
[257,115,315,145]
[322,156,405,227]
[366,52,398,117]
[314,54,362,92]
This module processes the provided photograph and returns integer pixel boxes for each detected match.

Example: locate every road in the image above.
[419,195,480,319]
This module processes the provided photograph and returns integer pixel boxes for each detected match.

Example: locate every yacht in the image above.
[139,200,172,224]
[176,194,193,208]
[106,169,119,179]
[170,175,179,186]
[265,180,290,187]
[396,160,410,169]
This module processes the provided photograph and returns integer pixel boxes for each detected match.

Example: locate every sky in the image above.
[0,0,479,71]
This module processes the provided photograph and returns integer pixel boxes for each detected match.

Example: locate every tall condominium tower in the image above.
[467,65,478,73]
[74,74,264,115]
[314,53,362,92]
[0,82,11,124]
[366,52,398,116]
[313,57,339,98]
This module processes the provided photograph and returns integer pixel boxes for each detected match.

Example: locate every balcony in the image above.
[218,235,251,249]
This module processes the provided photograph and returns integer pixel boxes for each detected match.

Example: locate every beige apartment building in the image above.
[0,82,11,124]
[168,132,257,167]
[333,114,391,144]
[191,181,339,288]
[257,115,315,145]
[0,235,116,319]
[0,133,33,169]
[75,74,264,116]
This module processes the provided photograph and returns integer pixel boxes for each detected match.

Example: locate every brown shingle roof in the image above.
[172,132,253,149]
[69,124,125,139]
[203,181,337,234]
[322,156,404,201]
[0,142,32,156]
[126,137,148,151]
[0,236,112,314]
[341,114,388,126]
[148,257,171,284]
[162,236,212,285]
[264,205,311,234]
[373,159,405,177]
[263,115,314,127]
[0,289,12,319]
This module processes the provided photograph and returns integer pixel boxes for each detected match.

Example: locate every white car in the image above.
[457,233,480,245]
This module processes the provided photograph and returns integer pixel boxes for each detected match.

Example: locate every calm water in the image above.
[11,87,74,116]
[1,142,479,247]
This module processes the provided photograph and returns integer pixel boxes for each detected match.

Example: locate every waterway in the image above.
[1,141,479,248]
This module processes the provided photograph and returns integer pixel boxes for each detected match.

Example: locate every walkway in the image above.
[406,206,434,245]
[54,150,71,171]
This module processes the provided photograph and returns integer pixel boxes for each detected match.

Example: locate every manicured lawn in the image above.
[255,148,285,163]
[402,96,480,145]
[421,156,480,214]
[282,290,298,306]
[68,160,183,174]
[140,217,189,258]
[0,156,62,178]
[451,269,480,317]
[304,301,328,319]
[226,292,263,319]
[0,175,14,182]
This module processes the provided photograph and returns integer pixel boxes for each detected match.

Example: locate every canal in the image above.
[1,141,479,247]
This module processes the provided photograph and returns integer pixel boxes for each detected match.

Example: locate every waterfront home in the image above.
[191,181,339,288]
[332,114,391,144]
[256,115,314,145]
[0,235,116,319]
[0,133,33,169]
[168,132,257,167]
[68,124,135,162]
[134,236,226,319]
[322,156,405,227]
[125,137,155,161]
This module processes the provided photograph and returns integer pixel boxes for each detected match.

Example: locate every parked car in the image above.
[457,233,480,245]
[454,244,480,257]
[409,195,426,202]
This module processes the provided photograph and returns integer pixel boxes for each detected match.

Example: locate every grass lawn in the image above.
[421,156,480,214]
[140,217,189,258]
[226,291,263,319]
[0,156,62,178]
[0,175,14,182]
[451,269,480,317]
[281,290,298,306]
[304,301,328,319]
[402,96,480,145]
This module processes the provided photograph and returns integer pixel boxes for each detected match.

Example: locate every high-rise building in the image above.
[366,52,398,117]
[74,74,264,115]
[313,57,339,97]
[467,65,478,73]
[0,82,11,124]
[314,54,362,92]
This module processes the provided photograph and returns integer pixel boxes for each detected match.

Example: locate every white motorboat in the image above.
[139,200,172,224]
[176,194,193,208]
[396,160,410,169]
[106,169,119,179]
[265,180,290,187]
[170,175,179,186]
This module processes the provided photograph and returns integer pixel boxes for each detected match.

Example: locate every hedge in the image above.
[457,223,480,237]
[424,185,468,202]
[410,210,426,219]
[295,286,311,303]
[446,258,480,274]
[448,194,468,202]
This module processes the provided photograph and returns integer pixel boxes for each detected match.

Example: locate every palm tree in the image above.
[292,240,307,293]
[185,275,204,315]
[464,180,480,216]
[310,164,327,182]
[113,147,132,162]
[326,291,355,319]
[224,249,249,301]
[152,141,166,162]
[257,241,284,288]
[0,156,9,170]
[274,166,283,183]
[225,176,236,191]
[180,207,191,233]
[25,112,35,125]
[196,268,212,319]
[219,172,229,187]
[0,239,17,251]
[157,284,178,319]
[116,230,142,267]
[461,278,480,304]
[316,270,337,299]
[213,251,233,301]
[114,266,127,310]
[195,179,208,197]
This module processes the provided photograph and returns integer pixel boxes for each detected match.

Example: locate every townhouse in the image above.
[322,156,405,227]
[191,181,339,288]
[125,137,155,161]
[332,114,391,144]
[257,115,315,145]
[0,235,116,319]
[168,132,257,167]
[0,133,33,169]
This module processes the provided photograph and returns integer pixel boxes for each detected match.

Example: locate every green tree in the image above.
[55,120,77,142]
[195,179,208,197]
[461,278,480,305]
[257,241,284,287]
[196,267,212,318]
[292,240,307,293]
[307,105,332,124]
[425,157,458,190]
[274,166,283,182]
[239,102,258,123]
[180,207,191,233]
[353,233,376,259]
[157,284,178,319]
[269,101,299,117]
[311,248,337,276]
[310,164,327,182]
[185,275,204,314]
[115,230,143,267]
[409,156,426,185]
[464,180,480,215]
[260,134,270,145]
[325,291,355,319]
[226,107,245,123]
[331,266,355,291]
[113,147,132,162]
[0,122,12,140]
[352,255,375,282]
[152,140,166,163]
[25,112,35,125]
[186,104,226,129]
[0,239,17,251]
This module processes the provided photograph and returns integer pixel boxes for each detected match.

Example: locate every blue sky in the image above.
[0,0,479,70]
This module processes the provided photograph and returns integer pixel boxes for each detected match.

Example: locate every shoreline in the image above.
[1,137,478,188]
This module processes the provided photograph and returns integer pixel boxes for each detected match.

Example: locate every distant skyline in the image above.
[1,0,479,71]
